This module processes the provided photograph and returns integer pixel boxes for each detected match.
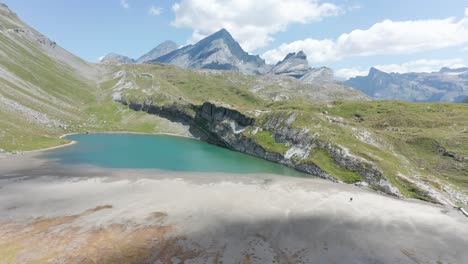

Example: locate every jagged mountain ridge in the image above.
[98,28,335,83]
[268,51,311,78]
[149,30,335,82]
[269,51,334,83]
[345,67,468,102]
[152,29,270,75]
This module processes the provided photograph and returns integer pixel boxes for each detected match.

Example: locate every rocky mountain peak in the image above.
[296,51,307,59]
[137,40,179,63]
[209,28,231,39]
[268,51,311,78]
[153,28,269,74]
[368,67,384,76]
[279,51,307,64]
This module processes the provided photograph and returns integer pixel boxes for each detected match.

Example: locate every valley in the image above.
[0,2,467,263]
[0,3,466,205]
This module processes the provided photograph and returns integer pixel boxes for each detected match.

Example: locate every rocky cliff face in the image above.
[118,99,400,196]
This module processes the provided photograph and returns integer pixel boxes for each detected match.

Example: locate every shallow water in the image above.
[43,133,305,176]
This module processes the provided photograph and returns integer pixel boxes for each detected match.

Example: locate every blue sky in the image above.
[4,0,468,78]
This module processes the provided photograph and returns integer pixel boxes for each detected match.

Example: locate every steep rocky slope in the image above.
[345,67,468,102]
[137,40,179,63]
[0,3,100,149]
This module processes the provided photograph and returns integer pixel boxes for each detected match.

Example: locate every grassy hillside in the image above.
[253,101,467,202]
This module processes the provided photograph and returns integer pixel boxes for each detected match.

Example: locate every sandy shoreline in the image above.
[0,153,467,263]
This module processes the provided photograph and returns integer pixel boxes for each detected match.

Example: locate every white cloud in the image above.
[171,0,342,51]
[335,58,467,80]
[149,6,162,16]
[120,0,129,9]
[335,68,368,80]
[263,8,468,64]
[98,56,105,62]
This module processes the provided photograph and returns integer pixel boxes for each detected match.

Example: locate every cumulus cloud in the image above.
[171,0,342,51]
[149,6,162,16]
[120,0,129,9]
[263,8,468,64]
[335,58,467,80]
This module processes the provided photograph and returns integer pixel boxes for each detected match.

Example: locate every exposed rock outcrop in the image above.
[118,99,400,197]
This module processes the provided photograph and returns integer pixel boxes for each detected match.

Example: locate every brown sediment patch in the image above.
[0,205,220,263]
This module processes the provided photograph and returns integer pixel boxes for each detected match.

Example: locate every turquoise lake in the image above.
[43,134,305,176]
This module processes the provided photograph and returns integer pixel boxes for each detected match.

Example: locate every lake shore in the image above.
[0,131,195,157]
[0,154,467,263]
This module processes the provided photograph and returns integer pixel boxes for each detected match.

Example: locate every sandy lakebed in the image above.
[0,150,467,264]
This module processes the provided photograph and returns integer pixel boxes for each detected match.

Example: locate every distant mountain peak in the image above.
[100,53,135,64]
[280,51,307,64]
[153,28,269,74]
[269,51,311,78]
[268,51,334,83]
[369,67,383,75]
[296,51,307,59]
[211,28,231,38]
[137,40,179,63]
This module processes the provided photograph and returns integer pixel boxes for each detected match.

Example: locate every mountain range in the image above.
[102,29,467,103]
[345,67,468,102]
[101,29,334,83]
